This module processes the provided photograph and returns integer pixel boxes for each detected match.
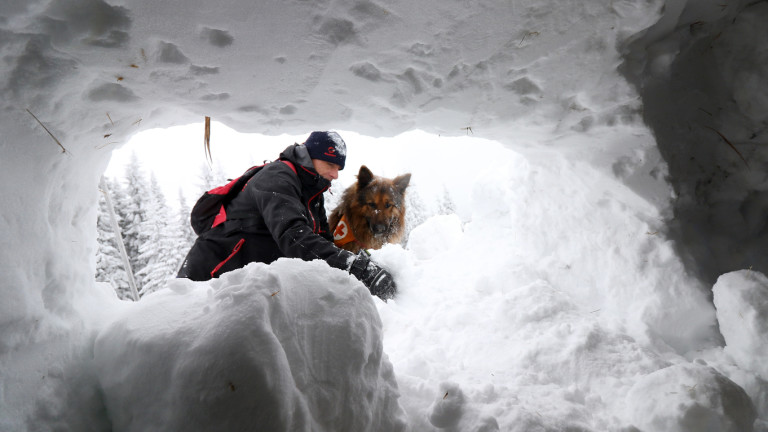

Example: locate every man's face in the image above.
[312,159,341,181]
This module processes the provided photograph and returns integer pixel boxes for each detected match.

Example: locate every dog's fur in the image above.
[329,165,411,253]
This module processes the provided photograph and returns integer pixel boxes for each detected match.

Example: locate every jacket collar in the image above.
[279,144,331,192]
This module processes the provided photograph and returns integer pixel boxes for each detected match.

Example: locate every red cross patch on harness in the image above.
[333,214,356,248]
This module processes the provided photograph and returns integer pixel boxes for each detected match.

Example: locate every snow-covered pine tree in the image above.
[195,161,229,194]
[403,187,428,247]
[177,188,196,246]
[437,186,457,215]
[136,175,188,297]
[401,186,458,248]
[118,152,152,293]
[95,178,132,300]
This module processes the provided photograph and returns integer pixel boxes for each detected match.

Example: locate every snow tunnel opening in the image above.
[96,123,498,299]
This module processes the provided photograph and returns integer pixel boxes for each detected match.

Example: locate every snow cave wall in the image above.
[1,0,766,423]
[621,0,768,285]
[0,0,658,352]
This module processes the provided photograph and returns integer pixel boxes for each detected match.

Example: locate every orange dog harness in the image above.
[333,214,357,248]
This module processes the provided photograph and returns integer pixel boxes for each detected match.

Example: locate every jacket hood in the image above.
[279,143,314,169]
[279,144,330,191]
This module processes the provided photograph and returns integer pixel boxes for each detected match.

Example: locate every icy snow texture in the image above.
[626,363,756,432]
[94,260,405,432]
[713,271,768,380]
[622,1,768,284]
[327,131,348,157]
[2,0,768,431]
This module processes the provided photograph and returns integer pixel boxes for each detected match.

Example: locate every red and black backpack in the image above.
[190,160,296,235]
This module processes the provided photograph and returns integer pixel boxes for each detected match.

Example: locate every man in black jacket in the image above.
[177,131,397,300]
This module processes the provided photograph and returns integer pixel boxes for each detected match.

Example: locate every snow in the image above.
[327,131,347,158]
[713,271,768,380]
[2,0,768,431]
[625,363,756,432]
[93,261,404,432]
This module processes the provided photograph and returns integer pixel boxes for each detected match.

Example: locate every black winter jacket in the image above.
[177,144,356,281]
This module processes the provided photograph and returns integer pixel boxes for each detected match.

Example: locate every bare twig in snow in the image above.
[704,126,749,168]
[26,109,69,154]
[204,116,213,166]
[96,142,119,150]
[519,31,540,46]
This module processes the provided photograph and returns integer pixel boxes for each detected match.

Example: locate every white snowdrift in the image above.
[714,271,768,380]
[626,362,755,432]
[93,259,405,432]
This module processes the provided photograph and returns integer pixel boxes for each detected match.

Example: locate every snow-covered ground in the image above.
[2,0,768,431]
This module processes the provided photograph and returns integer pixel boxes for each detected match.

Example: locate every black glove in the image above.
[348,251,397,300]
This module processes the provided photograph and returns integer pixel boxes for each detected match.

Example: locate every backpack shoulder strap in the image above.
[280,159,297,175]
[220,160,299,225]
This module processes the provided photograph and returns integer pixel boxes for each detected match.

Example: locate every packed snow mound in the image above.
[403,130,716,353]
[427,382,499,431]
[626,363,756,432]
[713,270,768,380]
[93,259,405,432]
[361,132,759,430]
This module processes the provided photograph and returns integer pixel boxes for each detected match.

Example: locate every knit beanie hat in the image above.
[304,131,346,170]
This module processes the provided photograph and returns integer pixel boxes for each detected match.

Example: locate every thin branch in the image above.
[704,126,749,169]
[96,142,119,150]
[99,177,140,301]
[519,31,540,46]
[204,116,212,166]
[26,109,69,154]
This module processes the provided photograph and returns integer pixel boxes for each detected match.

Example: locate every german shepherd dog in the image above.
[329,165,411,253]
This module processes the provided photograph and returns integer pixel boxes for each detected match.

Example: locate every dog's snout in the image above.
[371,224,388,235]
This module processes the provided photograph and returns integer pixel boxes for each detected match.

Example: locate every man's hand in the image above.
[349,251,397,300]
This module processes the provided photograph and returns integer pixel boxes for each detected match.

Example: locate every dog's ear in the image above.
[393,173,411,195]
[357,165,374,188]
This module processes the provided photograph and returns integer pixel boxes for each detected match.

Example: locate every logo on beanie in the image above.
[305,131,346,169]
